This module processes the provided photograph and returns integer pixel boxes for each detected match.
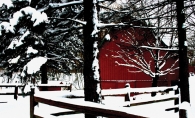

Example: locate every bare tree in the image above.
[109,26,179,96]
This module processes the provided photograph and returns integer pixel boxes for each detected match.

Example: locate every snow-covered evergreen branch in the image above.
[0,6,48,36]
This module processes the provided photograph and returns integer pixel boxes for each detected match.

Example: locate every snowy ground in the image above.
[0,76,195,118]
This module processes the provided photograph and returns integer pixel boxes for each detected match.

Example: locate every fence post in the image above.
[30,87,35,118]
[174,86,179,112]
[124,83,131,107]
[14,86,18,100]
[69,84,72,92]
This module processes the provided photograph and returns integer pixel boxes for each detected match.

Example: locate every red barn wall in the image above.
[99,27,179,89]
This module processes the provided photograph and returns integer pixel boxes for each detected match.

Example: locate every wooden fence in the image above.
[0,83,72,100]
[0,83,179,117]
[30,84,179,118]
[102,84,179,111]
[30,87,145,118]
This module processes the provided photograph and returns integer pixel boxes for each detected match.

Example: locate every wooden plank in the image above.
[0,93,30,95]
[37,84,71,87]
[0,93,15,95]
[165,106,179,111]
[102,88,127,96]
[0,84,24,87]
[0,84,71,87]
[34,114,57,118]
[130,86,178,93]
[101,86,178,96]
[34,95,145,118]
[30,88,35,118]
[34,115,43,118]
[130,97,178,106]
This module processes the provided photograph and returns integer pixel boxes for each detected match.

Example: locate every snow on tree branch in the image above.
[0,22,15,35]
[66,18,86,25]
[0,0,32,10]
[39,0,83,12]
[0,6,48,36]
[115,60,155,77]
[140,46,179,51]
[38,0,109,12]
[21,56,47,77]
[62,18,162,29]
[113,49,155,77]
[99,4,129,13]
[0,0,13,9]
[7,30,30,49]
[8,56,21,64]
[160,59,179,76]
[26,46,38,55]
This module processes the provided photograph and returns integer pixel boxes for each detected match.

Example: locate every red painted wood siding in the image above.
[99,27,179,89]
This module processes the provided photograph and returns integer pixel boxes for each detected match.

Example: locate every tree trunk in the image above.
[152,49,160,97]
[176,0,190,103]
[151,75,159,97]
[176,1,190,117]
[40,64,48,91]
[83,0,102,117]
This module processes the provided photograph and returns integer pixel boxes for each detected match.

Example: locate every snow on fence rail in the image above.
[0,84,179,117]
[102,84,179,111]
[0,83,72,96]
[30,88,145,118]
[29,85,179,118]
[102,85,178,96]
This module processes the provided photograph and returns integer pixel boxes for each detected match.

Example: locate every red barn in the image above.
[99,26,179,89]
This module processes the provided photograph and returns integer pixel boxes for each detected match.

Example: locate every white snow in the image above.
[31,12,48,27]
[21,57,47,76]
[91,0,99,37]
[7,30,30,49]
[0,6,48,36]
[7,39,18,49]
[0,0,31,9]
[140,45,179,51]
[17,30,31,47]
[180,102,191,110]
[116,0,128,4]
[26,46,38,55]
[0,22,15,35]
[92,41,100,80]
[0,75,195,118]
[12,6,48,27]
[8,56,21,64]
[0,0,13,9]
[104,34,111,41]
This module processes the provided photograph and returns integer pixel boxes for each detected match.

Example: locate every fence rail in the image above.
[0,83,71,88]
[0,84,179,118]
[30,84,179,118]
[0,83,72,99]
[30,88,145,118]
[102,85,179,110]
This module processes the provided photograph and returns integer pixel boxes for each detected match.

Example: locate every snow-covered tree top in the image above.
[0,0,31,9]
[0,0,13,9]
[0,6,48,36]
